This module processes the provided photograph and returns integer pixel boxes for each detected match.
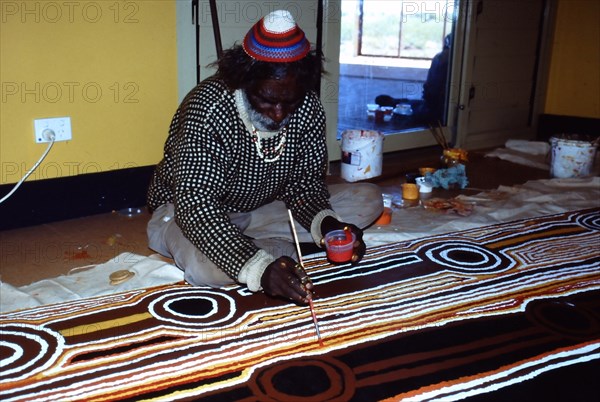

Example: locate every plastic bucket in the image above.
[324,230,355,263]
[341,130,384,182]
[549,136,598,178]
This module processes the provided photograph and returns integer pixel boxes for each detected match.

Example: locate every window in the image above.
[350,0,450,60]
[337,0,456,139]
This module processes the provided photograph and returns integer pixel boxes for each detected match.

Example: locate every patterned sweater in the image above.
[147,77,334,289]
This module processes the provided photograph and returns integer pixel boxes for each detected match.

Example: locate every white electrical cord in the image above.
[0,130,56,204]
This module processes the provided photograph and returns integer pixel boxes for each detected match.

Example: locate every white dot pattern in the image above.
[148,78,331,279]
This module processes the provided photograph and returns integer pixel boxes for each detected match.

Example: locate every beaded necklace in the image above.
[251,125,287,162]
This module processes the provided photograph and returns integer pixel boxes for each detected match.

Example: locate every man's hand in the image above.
[261,256,314,304]
[321,216,366,264]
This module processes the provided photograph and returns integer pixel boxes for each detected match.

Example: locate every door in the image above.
[327,0,461,160]
[454,0,551,149]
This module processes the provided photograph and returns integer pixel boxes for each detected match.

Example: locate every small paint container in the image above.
[375,208,392,224]
[375,193,393,225]
[324,230,355,263]
[415,177,433,193]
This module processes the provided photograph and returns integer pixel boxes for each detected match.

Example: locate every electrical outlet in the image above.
[34,117,72,143]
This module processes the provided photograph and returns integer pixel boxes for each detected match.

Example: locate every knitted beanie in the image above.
[243,10,310,62]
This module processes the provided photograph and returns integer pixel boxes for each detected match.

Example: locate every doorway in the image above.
[337,0,455,138]
[329,0,552,159]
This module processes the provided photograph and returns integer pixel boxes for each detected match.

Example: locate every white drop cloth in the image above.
[3,151,599,314]
[484,139,551,170]
[364,177,600,246]
[485,139,600,174]
[0,252,183,313]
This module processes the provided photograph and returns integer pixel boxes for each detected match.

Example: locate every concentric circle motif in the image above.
[0,324,65,383]
[420,241,514,274]
[575,210,600,231]
[526,300,600,340]
[148,289,236,327]
[249,357,355,401]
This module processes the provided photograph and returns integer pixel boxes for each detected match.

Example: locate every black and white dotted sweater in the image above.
[147,77,336,291]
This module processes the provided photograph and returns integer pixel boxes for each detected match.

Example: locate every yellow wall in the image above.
[2,0,596,187]
[0,0,178,185]
[544,0,600,118]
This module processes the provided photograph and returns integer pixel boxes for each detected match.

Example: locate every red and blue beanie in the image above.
[243,10,310,62]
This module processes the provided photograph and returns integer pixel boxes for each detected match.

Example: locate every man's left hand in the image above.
[320,216,366,264]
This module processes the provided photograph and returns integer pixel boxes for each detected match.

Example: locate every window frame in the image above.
[323,0,461,161]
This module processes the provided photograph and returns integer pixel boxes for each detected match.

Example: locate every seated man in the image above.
[147,10,383,305]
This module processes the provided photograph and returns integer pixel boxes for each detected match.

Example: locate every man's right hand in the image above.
[261,256,314,305]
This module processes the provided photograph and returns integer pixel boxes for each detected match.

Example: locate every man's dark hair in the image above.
[210,45,325,93]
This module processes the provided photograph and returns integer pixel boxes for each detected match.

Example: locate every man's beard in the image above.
[242,91,290,132]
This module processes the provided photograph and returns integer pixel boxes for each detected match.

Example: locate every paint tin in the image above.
[402,183,419,200]
[549,135,598,178]
[341,130,384,182]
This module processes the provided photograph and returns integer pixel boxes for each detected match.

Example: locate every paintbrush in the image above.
[429,122,449,150]
[287,209,324,347]
[437,120,449,149]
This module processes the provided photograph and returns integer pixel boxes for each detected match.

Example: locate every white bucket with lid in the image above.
[341,130,384,182]
[549,135,598,178]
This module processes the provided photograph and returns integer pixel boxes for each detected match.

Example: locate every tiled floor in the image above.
[0,208,153,287]
[0,146,550,288]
